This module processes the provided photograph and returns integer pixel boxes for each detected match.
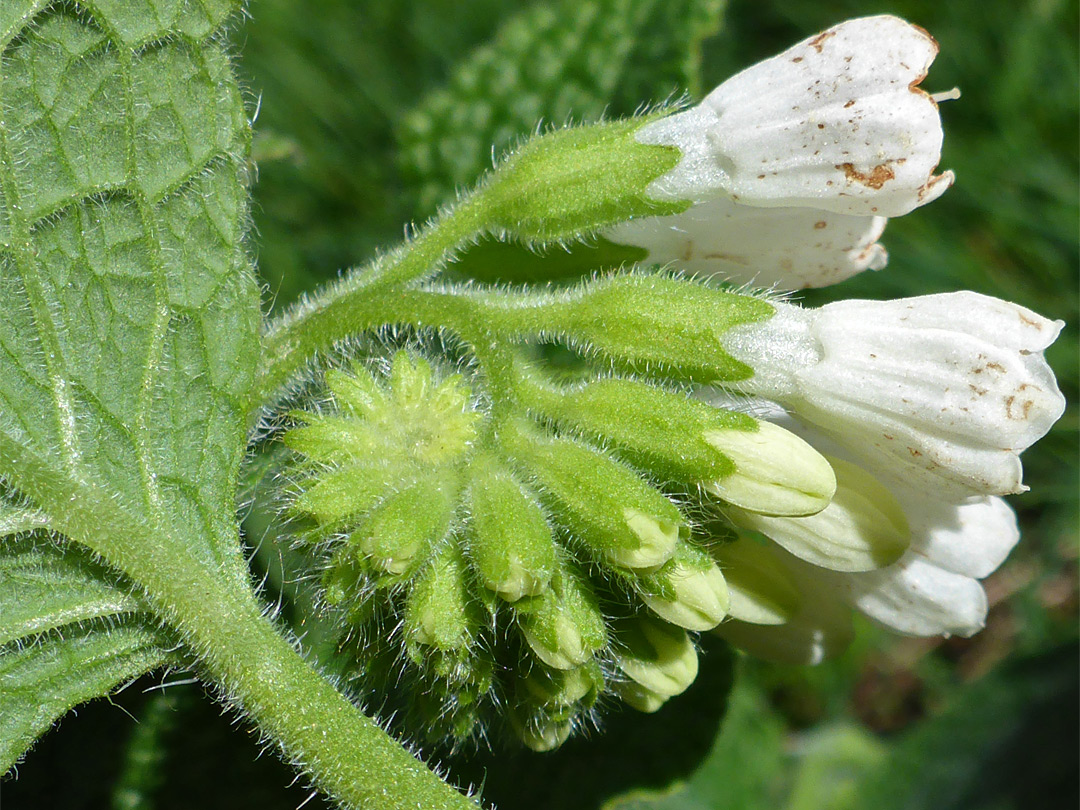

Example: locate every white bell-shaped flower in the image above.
[704,394,1025,640]
[722,292,1066,498]
[638,15,953,217]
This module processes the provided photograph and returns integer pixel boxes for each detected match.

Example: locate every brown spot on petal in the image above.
[808,30,836,53]
[792,56,804,63]
[702,252,750,265]
[1018,312,1041,328]
[814,221,828,229]
[844,99,856,108]
[838,162,896,189]
[908,447,923,458]
[1005,396,1034,420]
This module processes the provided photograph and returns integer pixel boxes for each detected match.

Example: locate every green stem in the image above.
[256,199,490,404]
[0,435,478,810]
[255,285,557,407]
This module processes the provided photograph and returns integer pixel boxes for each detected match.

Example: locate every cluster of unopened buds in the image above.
[274,16,1065,752]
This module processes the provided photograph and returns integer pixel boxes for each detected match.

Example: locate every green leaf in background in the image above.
[398,0,725,215]
[601,665,786,810]
[0,0,255,769]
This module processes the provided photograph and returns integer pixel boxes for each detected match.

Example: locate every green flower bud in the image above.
[516,568,607,670]
[508,426,686,570]
[480,116,686,244]
[350,473,458,576]
[292,460,405,526]
[465,456,557,601]
[404,543,477,655]
[542,274,774,384]
[728,457,909,573]
[614,617,698,703]
[638,543,729,631]
[521,661,605,711]
[511,709,573,753]
[611,679,668,714]
[711,536,802,625]
[704,421,836,517]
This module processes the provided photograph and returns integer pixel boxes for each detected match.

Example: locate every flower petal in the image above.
[841,555,989,637]
[605,197,888,289]
[901,494,1020,579]
[639,16,951,217]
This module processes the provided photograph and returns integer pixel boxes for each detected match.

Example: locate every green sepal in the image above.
[507,425,686,570]
[480,116,687,244]
[545,274,775,384]
[292,460,405,527]
[528,374,756,483]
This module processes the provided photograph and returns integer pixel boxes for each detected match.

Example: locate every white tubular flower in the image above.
[606,198,888,290]
[638,15,952,216]
[722,292,1066,498]
[716,546,854,665]
[705,394,1024,640]
[603,15,954,289]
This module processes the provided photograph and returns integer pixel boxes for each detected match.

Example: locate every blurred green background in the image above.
[5,0,1076,808]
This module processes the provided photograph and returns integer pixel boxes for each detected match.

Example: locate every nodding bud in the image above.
[516,568,607,671]
[512,709,574,753]
[350,474,458,576]
[728,457,910,573]
[614,617,699,711]
[638,543,730,631]
[711,536,802,626]
[520,661,605,711]
[404,543,477,655]
[704,420,837,517]
[508,425,686,571]
[466,456,557,601]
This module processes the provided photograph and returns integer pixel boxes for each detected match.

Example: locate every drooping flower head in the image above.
[606,15,954,289]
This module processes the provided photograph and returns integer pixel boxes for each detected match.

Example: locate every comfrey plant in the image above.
[0,7,1066,810]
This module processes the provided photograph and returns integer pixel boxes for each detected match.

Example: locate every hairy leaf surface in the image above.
[0,0,256,768]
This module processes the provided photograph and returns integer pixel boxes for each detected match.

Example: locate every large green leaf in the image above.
[0,3,256,574]
[0,0,256,767]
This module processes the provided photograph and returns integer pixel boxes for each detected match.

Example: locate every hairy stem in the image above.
[0,435,478,810]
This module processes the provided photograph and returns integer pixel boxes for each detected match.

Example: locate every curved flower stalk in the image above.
[605,15,953,288]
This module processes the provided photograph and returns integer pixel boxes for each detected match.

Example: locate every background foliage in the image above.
[4,0,1076,807]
